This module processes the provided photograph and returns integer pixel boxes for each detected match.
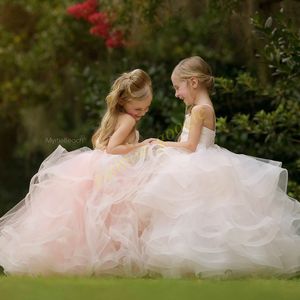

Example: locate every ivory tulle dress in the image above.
[1,113,300,278]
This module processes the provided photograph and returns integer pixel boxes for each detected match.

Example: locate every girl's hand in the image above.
[149,139,165,146]
[140,138,157,146]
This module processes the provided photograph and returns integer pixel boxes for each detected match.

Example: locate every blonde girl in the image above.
[151,56,215,151]
[92,68,154,154]
[138,56,300,278]
[0,68,156,277]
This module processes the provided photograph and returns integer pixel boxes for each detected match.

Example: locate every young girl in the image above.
[0,69,155,276]
[131,56,300,278]
[92,69,154,154]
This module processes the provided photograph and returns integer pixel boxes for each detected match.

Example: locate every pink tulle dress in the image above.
[1,114,300,278]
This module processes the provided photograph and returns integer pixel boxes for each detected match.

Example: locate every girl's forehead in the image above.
[171,75,185,86]
[171,74,178,82]
[130,95,152,107]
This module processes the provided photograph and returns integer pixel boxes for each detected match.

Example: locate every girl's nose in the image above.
[142,108,149,116]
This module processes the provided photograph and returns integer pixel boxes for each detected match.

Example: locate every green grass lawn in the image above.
[1,275,300,300]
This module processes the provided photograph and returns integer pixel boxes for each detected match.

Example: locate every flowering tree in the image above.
[67,0,124,48]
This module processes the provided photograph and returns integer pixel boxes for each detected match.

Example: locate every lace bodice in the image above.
[179,114,215,148]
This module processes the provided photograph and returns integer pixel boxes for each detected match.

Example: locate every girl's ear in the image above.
[190,77,199,89]
[118,97,125,106]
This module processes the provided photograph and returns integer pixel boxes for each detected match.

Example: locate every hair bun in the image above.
[206,76,214,91]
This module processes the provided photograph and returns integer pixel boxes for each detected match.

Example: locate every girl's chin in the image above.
[184,100,193,106]
[127,113,141,120]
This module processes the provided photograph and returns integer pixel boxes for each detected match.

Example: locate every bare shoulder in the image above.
[116,113,136,129]
[192,104,214,114]
[190,104,215,126]
[191,105,207,120]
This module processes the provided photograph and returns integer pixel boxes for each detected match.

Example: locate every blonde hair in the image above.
[172,56,214,92]
[91,69,152,149]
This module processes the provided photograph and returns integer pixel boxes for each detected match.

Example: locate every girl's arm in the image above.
[153,105,206,152]
[106,114,147,155]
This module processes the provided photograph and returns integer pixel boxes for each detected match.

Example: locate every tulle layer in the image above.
[134,145,300,278]
[0,144,300,278]
[0,146,152,276]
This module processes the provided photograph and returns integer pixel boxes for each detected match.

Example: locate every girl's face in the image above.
[123,93,152,121]
[171,74,195,106]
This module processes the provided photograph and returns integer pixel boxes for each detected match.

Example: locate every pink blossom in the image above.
[90,23,110,38]
[105,30,124,48]
[67,0,98,20]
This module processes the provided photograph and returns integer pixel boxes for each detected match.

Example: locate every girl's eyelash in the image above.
[136,107,149,111]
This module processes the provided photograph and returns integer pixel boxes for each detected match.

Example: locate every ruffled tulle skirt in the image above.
[0,143,300,278]
[0,146,154,276]
[134,144,300,278]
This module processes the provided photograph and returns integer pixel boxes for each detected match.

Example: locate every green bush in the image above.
[0,1,299,214]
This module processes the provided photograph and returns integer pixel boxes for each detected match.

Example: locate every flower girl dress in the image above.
[133,112,300,278]
[0,114,300,278]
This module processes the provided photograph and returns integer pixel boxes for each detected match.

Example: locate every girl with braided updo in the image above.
[0,68,155,277]
[92,68,154,154]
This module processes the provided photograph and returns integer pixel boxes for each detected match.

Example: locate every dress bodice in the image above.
[179,114,215,148]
